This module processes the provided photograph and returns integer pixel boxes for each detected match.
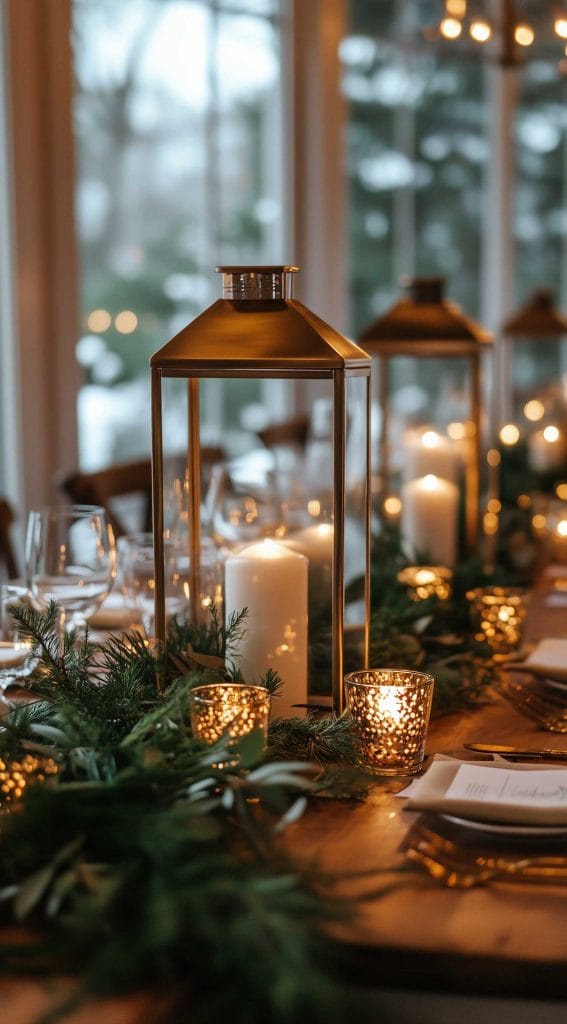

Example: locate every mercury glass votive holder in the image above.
[466,586,527,657]
[189,683,271,747]
[397,565,453,602]
[344,669,434,777]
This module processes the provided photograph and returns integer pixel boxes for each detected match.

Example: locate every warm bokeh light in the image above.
[447,421,466,440]
[499,424,520,446]
[421,430,441,448]
[523,399,545,422]
[446,0,466,17]
[543,425,560,443]
[514,23,534,46]
[487,498,501,514]
[87,309,112,332]
[440,17,462,39]
[384,495,402,517]
[557,520,567,538]
[532,514,547,531]
[483,512,498,535]
[470,19,491,42]
[487,448,501,467]
[115,310,138,334]
[555,483,567,500]
[307,500,321,517]
[517,493,531,510]
[554,17,567,38]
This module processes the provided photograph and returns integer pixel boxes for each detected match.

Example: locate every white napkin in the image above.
[400,755,567,825]
[522,637,567,683]
[88,591,138,630]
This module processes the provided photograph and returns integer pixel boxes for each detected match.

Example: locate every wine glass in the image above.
[25,505,116,637]
[119,533,189,639]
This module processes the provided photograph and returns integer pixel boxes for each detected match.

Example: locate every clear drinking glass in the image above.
[25,505,116,636]
[0,584,37,692]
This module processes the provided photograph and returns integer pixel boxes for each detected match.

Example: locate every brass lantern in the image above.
[501,289,567,481]
[151,266,371,714]
[359,277,492,563]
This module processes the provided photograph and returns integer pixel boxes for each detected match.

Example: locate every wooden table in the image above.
[1,575,567,1020]
[286,573,567,1000]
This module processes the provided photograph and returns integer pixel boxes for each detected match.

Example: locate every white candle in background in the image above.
[403,430,459,483]
[528,426,565,474]
[400,473,459,566]
[283,522,334,568]
[224,539,308,718]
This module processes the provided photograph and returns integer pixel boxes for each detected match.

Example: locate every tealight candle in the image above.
[397,566,453,602]
[345,668,434,776]
[466,586,527,656]
[400,474,459,566]
[189,683,271,747]
[224,539,308,717]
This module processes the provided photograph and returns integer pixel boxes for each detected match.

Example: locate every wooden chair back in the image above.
[59,448,226,538]
[0,498,18,579]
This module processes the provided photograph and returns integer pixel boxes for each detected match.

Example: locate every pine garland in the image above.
[0,604,365,1024]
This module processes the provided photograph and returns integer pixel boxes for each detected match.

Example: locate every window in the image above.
[73,0,286,469]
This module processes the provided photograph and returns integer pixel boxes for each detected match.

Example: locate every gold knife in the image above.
[464,742,567,760]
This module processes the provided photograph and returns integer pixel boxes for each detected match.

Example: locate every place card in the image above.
[445,764,567,809]
[402,755,567,825]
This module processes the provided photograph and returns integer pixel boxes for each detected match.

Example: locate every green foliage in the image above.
[369,532,518,716]
[0,605,355,1023]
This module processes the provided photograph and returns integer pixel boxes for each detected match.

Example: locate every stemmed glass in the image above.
[25,505,116,638]
[119,532,189,640]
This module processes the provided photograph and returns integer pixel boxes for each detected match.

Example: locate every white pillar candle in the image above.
[400,474,459,566]
[528,426,565,474]
[403,430,459,483]
[224,539,308,718]
[283,523,334,567]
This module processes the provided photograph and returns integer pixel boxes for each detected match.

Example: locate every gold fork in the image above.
[496,675,567,733]
[405,823,567,888]
[406,844,567,888]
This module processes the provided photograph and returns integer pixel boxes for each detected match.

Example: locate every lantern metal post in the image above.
[150,266,371,714]
[359,277,492,557]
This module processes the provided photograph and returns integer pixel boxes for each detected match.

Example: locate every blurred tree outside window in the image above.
[73,0,285,469]
[345,0,567,336]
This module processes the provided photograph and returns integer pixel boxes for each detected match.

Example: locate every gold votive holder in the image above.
[466,586,527,656]
[189,683,271,747]
[344,669,434,777]
[397,565,453,602]
[0,753,59,809]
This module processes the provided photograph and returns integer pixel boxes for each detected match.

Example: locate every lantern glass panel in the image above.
[378,354,471,495]
[510,336,566,425]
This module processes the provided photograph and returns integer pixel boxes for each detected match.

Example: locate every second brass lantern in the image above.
[359,277,492,564]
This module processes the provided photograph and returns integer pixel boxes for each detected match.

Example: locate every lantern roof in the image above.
[151,266,370,372]
[358,277,492,356]
[502,288,567,337]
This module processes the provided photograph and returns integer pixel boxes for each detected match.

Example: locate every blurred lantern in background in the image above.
[151,265,371,713]
[358,276,492,566]
[500,289,567,479]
